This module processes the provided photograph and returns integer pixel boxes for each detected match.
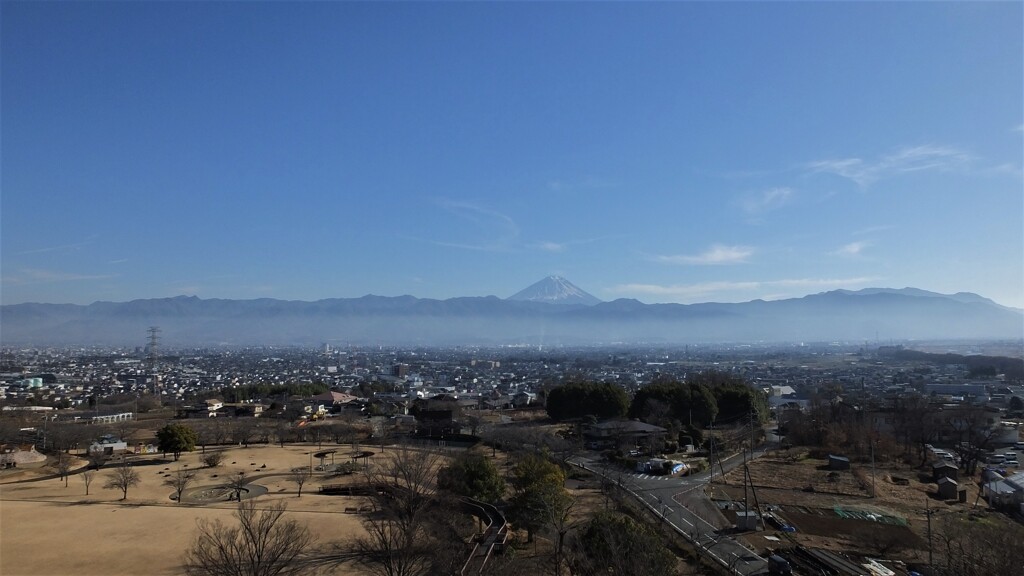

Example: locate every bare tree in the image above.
[370,444,441,525]
[226,472,249,502]
[370,417,390,453]
[353,511,432,576]
[56,452,72,487]
[87,450,108,470]
[935,512,1024,576]
[254,420,272,445]
[113,419,137,445]
[347,445,444,576]
[275,419,293,447]
[232,419,257,448]
[104,461,141,500]
[289,467,313,498]
[184,500,317,576]
[165,467,196,504]
[211,418,231,447]
[81,469,95,495]
[48,421,90,454]
[202,452,225,468]
[945,406,1001,475]
[192,421,212,453]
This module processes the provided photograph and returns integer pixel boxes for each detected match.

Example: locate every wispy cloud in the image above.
[807,145,974,186]
[17,236,97,256]
[851,225,894,236]
[2,268,117,285]
[653,244,754,265]
[737,187,794,214]
[832,241,870,257]
[533,241,566,253]
[607,276,879,303]
[529,234,627,254]
[985,162,1023,178]
[1013,124,1024,133]
[422,200,520,252]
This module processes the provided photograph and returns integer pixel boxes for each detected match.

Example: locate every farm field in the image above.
[713,453,987,561]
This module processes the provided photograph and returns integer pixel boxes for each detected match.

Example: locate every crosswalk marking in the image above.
[632,473,674,481]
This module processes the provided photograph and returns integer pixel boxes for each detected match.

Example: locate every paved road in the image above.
[570,449,770,576]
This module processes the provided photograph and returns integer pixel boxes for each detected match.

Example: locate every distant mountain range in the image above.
[1,280,1021,346]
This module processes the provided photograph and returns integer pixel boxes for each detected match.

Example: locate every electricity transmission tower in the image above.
[147,326,161,391]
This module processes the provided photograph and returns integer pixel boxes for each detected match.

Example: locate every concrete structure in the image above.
[91,412,134,424]
[88,435,128,455]
[0,444,46,467]
[736,510,759,531]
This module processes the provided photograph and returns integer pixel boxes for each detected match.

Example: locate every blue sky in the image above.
[3,2,1022,308]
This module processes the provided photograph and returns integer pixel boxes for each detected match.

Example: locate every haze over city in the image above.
[2,2,1022,309]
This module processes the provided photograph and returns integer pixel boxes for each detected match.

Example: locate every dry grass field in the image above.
[1,444,376,576]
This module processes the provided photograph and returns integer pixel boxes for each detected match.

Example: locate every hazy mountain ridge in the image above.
[1,286,1021,346]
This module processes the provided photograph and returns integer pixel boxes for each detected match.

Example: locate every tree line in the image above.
[544,371,768,431]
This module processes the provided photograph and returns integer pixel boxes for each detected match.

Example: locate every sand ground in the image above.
[1,444,372,576]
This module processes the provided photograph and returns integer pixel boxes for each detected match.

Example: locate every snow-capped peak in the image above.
[506,276,602,306]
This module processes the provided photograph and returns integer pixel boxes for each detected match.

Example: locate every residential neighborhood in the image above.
[2,341,1023,576]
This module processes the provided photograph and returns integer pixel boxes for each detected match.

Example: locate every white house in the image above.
[88,435,128,455]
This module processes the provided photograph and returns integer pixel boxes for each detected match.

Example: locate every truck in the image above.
[768,554,793,575]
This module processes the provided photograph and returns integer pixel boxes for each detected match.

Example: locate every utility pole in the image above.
[745,457,753,516]
[742,410,756,519]
[871,438,876,498]
[925,496,934,567]
[709,431,715,485]
[750,408,756,459]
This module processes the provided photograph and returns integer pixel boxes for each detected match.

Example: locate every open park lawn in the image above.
[1,445,371,576]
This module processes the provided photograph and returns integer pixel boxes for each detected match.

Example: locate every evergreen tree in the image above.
[157,423,199,461]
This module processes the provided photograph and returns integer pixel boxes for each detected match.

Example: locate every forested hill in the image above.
[878,347,1024,381]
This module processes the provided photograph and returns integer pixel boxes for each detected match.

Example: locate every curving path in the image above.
[459,497,508,576]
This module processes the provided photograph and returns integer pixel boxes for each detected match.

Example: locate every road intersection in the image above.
[570,449,770,576]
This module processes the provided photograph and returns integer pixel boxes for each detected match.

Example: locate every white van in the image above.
[988,454,1006,465]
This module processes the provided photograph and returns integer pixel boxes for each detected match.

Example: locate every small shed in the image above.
[736,510,759,531]
[828,454,850,471]
[933,461,958,482]
[937,477,958,500]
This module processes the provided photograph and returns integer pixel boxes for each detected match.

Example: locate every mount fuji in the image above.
[506,276,602,306]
